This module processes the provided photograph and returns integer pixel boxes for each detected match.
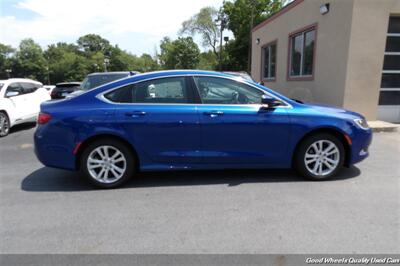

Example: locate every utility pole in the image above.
[216,6,227,71]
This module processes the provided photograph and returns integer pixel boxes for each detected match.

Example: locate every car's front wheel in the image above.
[294,133,345,180]
[0,112,10,137]
[80,139,135,188]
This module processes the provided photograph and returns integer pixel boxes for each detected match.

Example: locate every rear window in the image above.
[81,74,129,91]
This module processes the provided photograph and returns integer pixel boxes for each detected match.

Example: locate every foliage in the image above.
[0,0,286,82]
[198,51,218,70]
[13,39,48,81]
[0,43,15,79]
[159,37,200,69]
[180,7,220,56]
[0,35,160,84]
[222,0,283,71]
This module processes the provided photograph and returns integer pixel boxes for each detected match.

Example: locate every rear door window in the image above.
[20,82,39,94]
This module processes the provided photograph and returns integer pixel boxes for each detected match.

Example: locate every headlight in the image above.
[354,118,369,130]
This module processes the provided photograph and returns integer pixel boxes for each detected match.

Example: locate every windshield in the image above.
[80,73,128,91]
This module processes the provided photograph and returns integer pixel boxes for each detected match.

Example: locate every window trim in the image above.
[287,23,317,81]
[97,74,292,108]
[261,39,278,82]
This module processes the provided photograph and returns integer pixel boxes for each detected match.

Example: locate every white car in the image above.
[0,78,51,137]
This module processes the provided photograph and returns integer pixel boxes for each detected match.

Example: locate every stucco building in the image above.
[251,0,400,122]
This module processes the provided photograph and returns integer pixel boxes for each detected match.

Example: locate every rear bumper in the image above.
[34,125,77,170]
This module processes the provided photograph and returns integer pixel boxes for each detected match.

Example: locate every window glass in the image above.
[81,73,129,91]
[270,44,276,78]
[385,36,400,52]
[104,84,133,103]
[303,30,315,75]
[381,73,400,88]
[290,34,302,76]
[262,43,276,79]
[104,77,190,104]
[388,17,400,34]
[383,55,400,70]
[20,82,38,94]
[194,76,264,104]
[379,91,400,105]
[289,28,316,77]
[6,83,23,95]
[263,46,270,79]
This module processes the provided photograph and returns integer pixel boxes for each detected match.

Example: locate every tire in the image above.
[80,139,135,188]
[0,111,10,137]
[294,133,345,180]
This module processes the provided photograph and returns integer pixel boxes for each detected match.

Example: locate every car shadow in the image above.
[21,166,361,192]
[9,122,36,134]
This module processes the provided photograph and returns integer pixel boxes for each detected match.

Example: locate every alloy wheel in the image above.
[304,140,340,177]
[86,145,127,184]
[0,113,9,137]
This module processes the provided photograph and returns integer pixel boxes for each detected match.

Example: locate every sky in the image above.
[0,0,224,55]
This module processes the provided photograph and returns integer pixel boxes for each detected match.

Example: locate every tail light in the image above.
[37,112,52,124]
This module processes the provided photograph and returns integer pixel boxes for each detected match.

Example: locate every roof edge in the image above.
[252,0,305,33]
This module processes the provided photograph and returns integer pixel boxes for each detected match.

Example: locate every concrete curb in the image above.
[368,120,399,132]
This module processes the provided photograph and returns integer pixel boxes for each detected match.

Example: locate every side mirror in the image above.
[5,91,19,97]
[261,94,281,108]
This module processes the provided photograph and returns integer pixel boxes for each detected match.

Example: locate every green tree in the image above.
[159,37,200,69]
[77,34,111,54]
[13,39,47,81]
[223,0,282,71]
[138,53,159,72]
[45,42,89,83]
[180,7,220,56]
[0,43,15,79]
[198,51,218,70]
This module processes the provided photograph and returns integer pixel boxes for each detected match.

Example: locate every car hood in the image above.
[302,102,364,119]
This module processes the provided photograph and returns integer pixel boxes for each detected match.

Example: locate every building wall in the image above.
[252,0,400,120]
[252,0,355,107]
[343,0,400,119]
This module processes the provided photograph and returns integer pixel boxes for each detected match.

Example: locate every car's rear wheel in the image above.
[80,139,135,188]
[0,112,10,137]
[294,133,344,180]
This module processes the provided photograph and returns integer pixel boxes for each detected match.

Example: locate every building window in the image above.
[262,41,277,80]
[288,25,316,79]
[379,16,400,106]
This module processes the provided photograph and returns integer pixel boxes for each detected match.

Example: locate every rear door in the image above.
[20,82,42,116]
[104,76,201,165]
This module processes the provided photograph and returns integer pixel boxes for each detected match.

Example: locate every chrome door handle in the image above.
[125,111,146,117]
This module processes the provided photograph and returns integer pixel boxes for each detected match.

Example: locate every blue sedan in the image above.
[34,70,372,188]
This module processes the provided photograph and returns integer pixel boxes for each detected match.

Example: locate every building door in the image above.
[378,16,400,123]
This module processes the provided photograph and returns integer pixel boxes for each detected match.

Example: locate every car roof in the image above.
[87,71,138,76]
[0,78,42,85]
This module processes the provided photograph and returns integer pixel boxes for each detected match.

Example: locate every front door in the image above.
[193,76,291,166]
[107,76,201,165]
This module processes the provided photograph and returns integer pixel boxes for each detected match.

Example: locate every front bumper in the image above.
[349,128,372,165]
